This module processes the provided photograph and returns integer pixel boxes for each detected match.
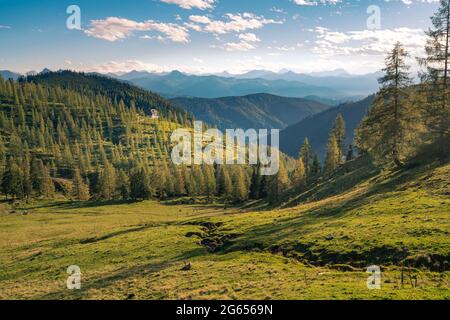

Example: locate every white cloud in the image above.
[188,12,282,34]
[82,59,218,74]
[224,41,256,51]
[293,0,342,6]
[268,45,296,51]
[238,33,260,42]
[386,0,439,5]
[221,33,261,52]
[160,0,215,10]
[0,25,11,29]
[84,17,190,43]
[270,7,287,14]
[312,27,427,57]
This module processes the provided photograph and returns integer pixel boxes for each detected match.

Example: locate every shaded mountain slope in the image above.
[170,93,330,130]
[280,95,374,159]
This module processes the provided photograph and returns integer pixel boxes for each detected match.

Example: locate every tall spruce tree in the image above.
[356,42,413,167]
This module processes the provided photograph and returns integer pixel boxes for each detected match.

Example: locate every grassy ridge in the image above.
[211,160,450,268]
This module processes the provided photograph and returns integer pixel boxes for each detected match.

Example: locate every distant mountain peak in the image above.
[39,68,52,74]
[169,70,184,76]
[0,70,22,80]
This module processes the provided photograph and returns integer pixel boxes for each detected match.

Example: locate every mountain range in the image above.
[118,69,381,101]
[230,69,382,97]
[1,68,381,103]
[123,70,349,101]
[170,93,330,131]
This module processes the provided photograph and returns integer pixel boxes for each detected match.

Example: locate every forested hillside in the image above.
[279,96,374,159]
[170,93,330,130]
[0,72,190,201]
[0,72,294,204]
[23,71,192,123]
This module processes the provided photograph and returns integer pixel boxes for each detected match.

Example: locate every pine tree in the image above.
[331,114,346,162]
[96,161,117,200]
[21,155,32,199]
[192,165,205,196]
[172,164,185,196]
[249,165,262,199]
[292,158,307,187]
[129,167,153,200]
[418,0,450,156]
[217,166,233,201]
[203,164,216,200]
[299,138,313,178]
[2,161,20,199]
[184,167,197,197]
[41,164,55,198]
[232,167,248,203]
[30,159,54,197]
[72,168,90,201]
[267,157,290,203]
[325,134,340,173]
[311,154,321,177]
[116,169,130,200]
[356,42,413,167]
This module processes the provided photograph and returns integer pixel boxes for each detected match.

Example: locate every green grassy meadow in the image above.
[0,160,449,300]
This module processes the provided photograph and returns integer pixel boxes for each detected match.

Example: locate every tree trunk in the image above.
[393,51,403,167]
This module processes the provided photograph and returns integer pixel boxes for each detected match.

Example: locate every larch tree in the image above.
[292,157,307,188]
[72,168,90,201]
[116,169,130,200]
[267,156,290,203]
[299,137,313,179]
[325,135,340,173]
[331,114,346,162]
[232,166,248,203]
[97,161,117,200]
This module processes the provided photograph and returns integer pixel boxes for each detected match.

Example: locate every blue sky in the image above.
[0,0,440,75]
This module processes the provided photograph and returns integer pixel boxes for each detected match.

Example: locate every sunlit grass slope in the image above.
[0,159,448,300]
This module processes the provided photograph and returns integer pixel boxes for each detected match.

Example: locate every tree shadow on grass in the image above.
[24,200,143,211]
[217,160,447,256]
[33,247,208,300]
